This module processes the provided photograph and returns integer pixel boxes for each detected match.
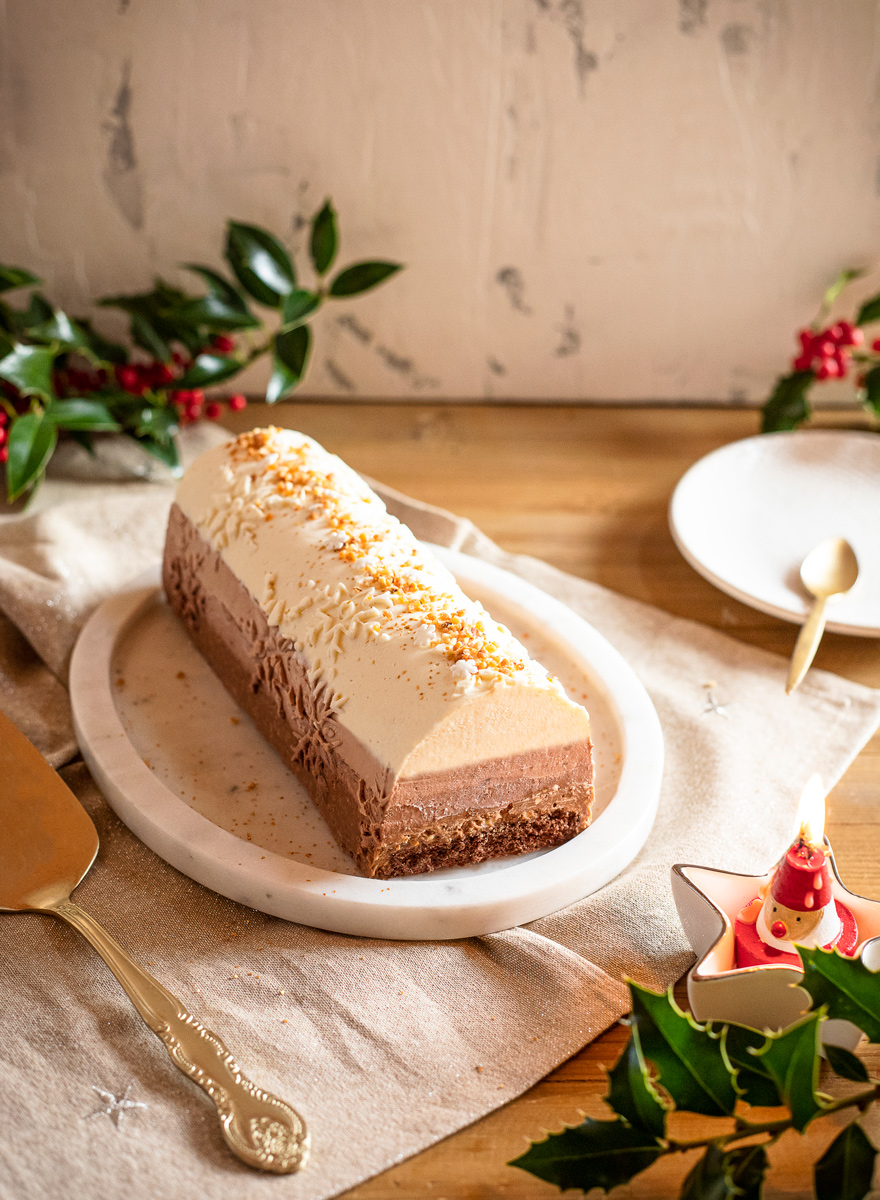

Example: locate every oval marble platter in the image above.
[70,546,663,940]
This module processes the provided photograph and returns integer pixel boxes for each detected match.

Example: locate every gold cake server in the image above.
[0,709,309,1174]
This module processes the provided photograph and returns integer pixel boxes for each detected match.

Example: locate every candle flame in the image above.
[796,775,826,847]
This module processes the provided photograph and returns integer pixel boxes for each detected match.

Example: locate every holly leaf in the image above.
[329,260,402,297]
[5,411,58,501]
[856,293,880,327]
[281,288,321,327]
[861,365,880,419]
[22,292,54,329]
[823,268,865,313]
[749,1012,825,1131]
[761,369,813,432]
[29,310,92,350]
[177,353,242,388]
[508,1116,662,1194]
[310,200,338,276]
[130,313,172,362]
[604,1027,667,1138]
[266,325,311,403]
[799,947,880,1042]
[225,222,295,307]
[629,983,737,1117]
[721,1023,783,1108]
[44,399,121,432]
[179,265,260,330]
[0,343,57,398]
[826,1044,870,1084]
[130,405,178,441]
[680,1143,768,1200]
[0,265,41,293]
[814,1122,877,1200]
[131,431,181,473]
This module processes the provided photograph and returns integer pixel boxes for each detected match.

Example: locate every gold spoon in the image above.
[0,709,309,1173]
[786,537,859,694]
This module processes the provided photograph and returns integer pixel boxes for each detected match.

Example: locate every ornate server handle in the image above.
[51,898,309,1174]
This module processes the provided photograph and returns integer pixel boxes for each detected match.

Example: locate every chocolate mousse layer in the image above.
[163,503,593,878]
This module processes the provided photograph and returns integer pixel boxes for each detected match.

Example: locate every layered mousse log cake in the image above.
[163,428,594,878]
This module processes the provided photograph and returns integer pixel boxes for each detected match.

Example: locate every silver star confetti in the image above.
[701,690,731,719]
[85,1081,147,1129]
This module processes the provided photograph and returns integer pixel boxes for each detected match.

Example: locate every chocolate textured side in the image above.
[163,503,594,878]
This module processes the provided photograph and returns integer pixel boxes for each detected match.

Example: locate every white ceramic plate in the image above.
[669,430,880,637]
[70,547,663,940]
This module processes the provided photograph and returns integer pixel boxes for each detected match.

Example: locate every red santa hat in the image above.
[770,840,832,911]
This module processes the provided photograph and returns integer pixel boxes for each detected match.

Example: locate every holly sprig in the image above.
[510,947,880,1199]
[762,267,880,432]
[0,201,401,501]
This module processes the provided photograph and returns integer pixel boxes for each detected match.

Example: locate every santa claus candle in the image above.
[734,779,859,969]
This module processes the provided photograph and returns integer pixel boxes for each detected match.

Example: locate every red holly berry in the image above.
[0,446,8,464]
[211,334,235,354]
[798,328,814,352]
[153,363,175,386]
[116,364,143,394]
[228,393,247,411]
[792,354,813,372]
[205,402,222,421]
[0,427,6,446]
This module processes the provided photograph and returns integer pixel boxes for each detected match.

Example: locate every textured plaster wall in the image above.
[2,0,880,402]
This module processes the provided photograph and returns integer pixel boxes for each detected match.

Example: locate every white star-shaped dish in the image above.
[671,847,880,1045]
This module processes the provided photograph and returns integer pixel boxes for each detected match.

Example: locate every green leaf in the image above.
[604,1028,667,1138]
[826,1044,870,1083]
[861,364,880,419]
[329,260,402,298]
[0,265,41,293]
[130,405,178,441]
[815,1122,877,1200]
[680,1143,768,1200]
[177,353,242,388]
[721,1023,783,1108]
[132,432,181,473]
[856,293,880,327]
[799,947,880,1042]
[750,1012,825,1131]
[180,264,260,329]
[281,288,321,327]
[5,411,58,501]
[130,313,172,362]
[44,399,121,432]
[225,221,295,307]
[70,430,96,457]
[508,1116,662,1194]
[266,325,311,402]
[629,983,737,1117]
[761,369,813,433]
[310,200,338,276]
[823,268,865,313]
[171,294,260,331]
[29,311,92,349]
[24,292,54,328]
[0,343,57,398]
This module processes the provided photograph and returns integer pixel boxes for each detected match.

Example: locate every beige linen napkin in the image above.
[1,445,880,1200]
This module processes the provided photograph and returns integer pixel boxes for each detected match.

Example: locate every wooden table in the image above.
[230,402,880,1198]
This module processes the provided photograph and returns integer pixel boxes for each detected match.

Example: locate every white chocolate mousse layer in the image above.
[174,427,591,779]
